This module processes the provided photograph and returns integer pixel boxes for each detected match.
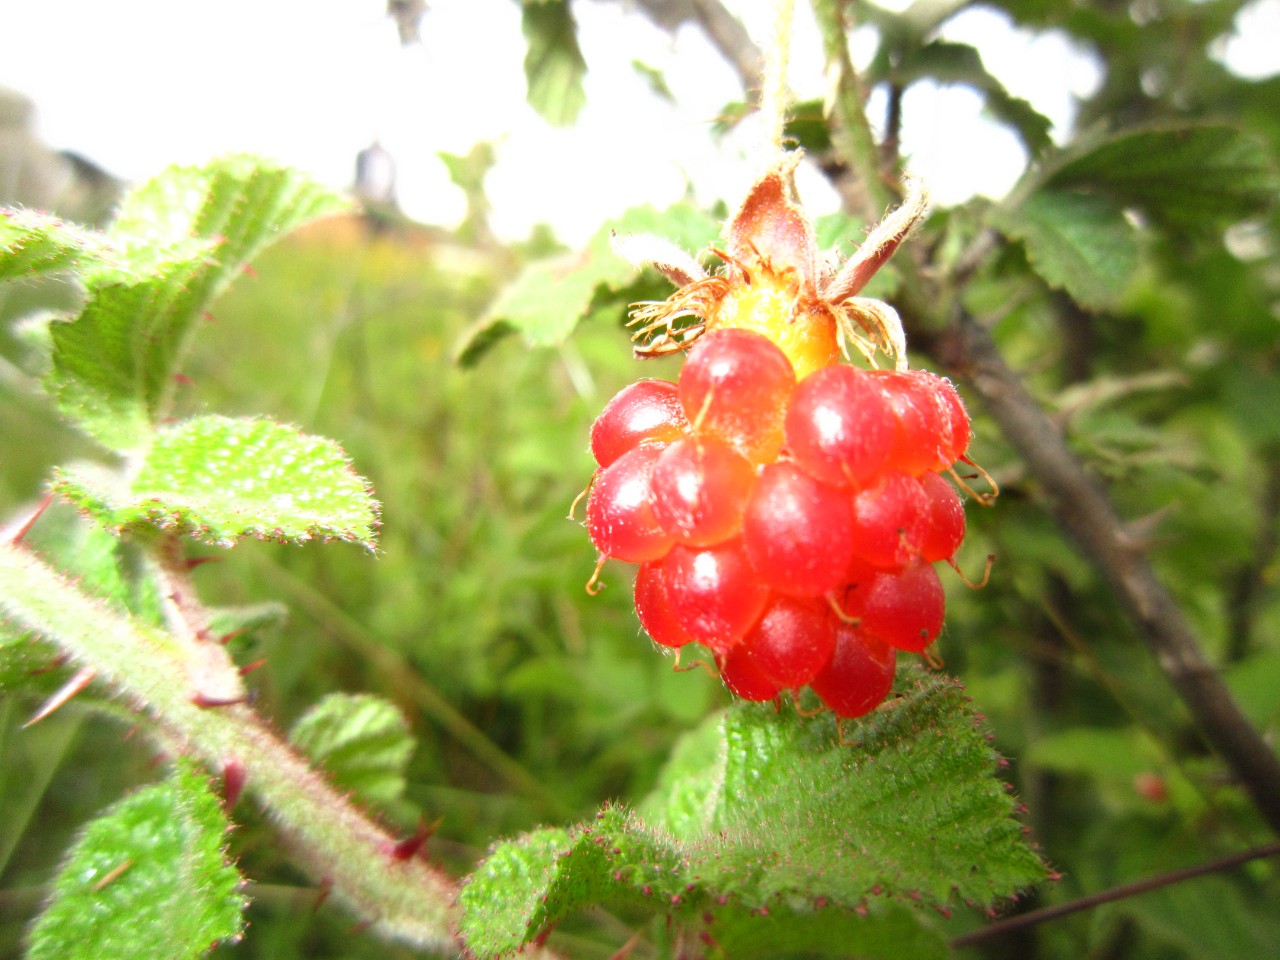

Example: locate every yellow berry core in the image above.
[704,273,838,381]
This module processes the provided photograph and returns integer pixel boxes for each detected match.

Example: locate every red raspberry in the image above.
[585,443,673,563]
[737,595,836,689]
[743,461,854,598]
[719,642,783,703]
[809,621,897,718]
[679,329,795,464]
[587,169,987,720]
[848,561,946,652]
[657,538,769,654]
[590,379,688,467]
[847,471,929,570]
[633,562,697,649]
[918,471,965,562]
[871,370,971,474]
[650,436,755,547]
[784,364,895,487]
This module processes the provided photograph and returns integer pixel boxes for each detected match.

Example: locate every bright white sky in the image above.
[2,0,1276,244]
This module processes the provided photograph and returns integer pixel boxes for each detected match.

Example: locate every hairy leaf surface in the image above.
[26,760,244,960]
[459,673,1046,957]
[53,415,378,548]
[43,156,345,450]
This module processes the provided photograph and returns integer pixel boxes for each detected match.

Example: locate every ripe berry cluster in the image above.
[586,328,972,718]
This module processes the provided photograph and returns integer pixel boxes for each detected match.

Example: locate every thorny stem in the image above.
[951,840,1280,948]
[0,539,460,951]
[152,534,245,706]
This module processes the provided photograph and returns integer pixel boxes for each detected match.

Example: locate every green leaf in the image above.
[455,203,719,364]
[460,809,687,958]
[43,155,346,451]
[707,900,949,960]
[0,208,112,281]
[53,415,379,548]
[989,189,1139,309]
[687,680,1046,910]
[26,760,245,960]
[521,0,587,126]
[459,674,1046,956]
[1121,873,1280,960]
[784,98,834,155]
[1043,122,1279,229]
[289,693,414,807]
[893,41,1053,156]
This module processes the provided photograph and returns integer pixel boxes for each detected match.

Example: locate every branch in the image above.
[951,840,1280,948]
[622,0,764,93]
[926,310,1280,834]
[0,539,460,950]
[658,0,1280,840]
[801,0,1280,837]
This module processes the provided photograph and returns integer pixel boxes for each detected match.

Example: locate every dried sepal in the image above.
[618,154,926,373]
[825,176,929,305]
[610,232,708,288]
[724,153,819,295]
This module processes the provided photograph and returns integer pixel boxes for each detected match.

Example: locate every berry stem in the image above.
[761,0,796,154]
[811,0,894,216]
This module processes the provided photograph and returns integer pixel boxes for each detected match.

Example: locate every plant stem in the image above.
[952,840,1280,948]
[246,552,575,820]
[812,0,895,216]
[929,310,1280,834]
[0,539,459,951]
[762,0,796,153]
[805,0,1280,837]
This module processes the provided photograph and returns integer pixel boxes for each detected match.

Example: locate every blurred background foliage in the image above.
[3,0,1280,957]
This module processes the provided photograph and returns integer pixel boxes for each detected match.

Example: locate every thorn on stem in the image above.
[25,666,97,727]
[7,492,55,544]
[389,815,442,862]
[312,878,333,914]
[191,691,248,708]
[222,759,247,809]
